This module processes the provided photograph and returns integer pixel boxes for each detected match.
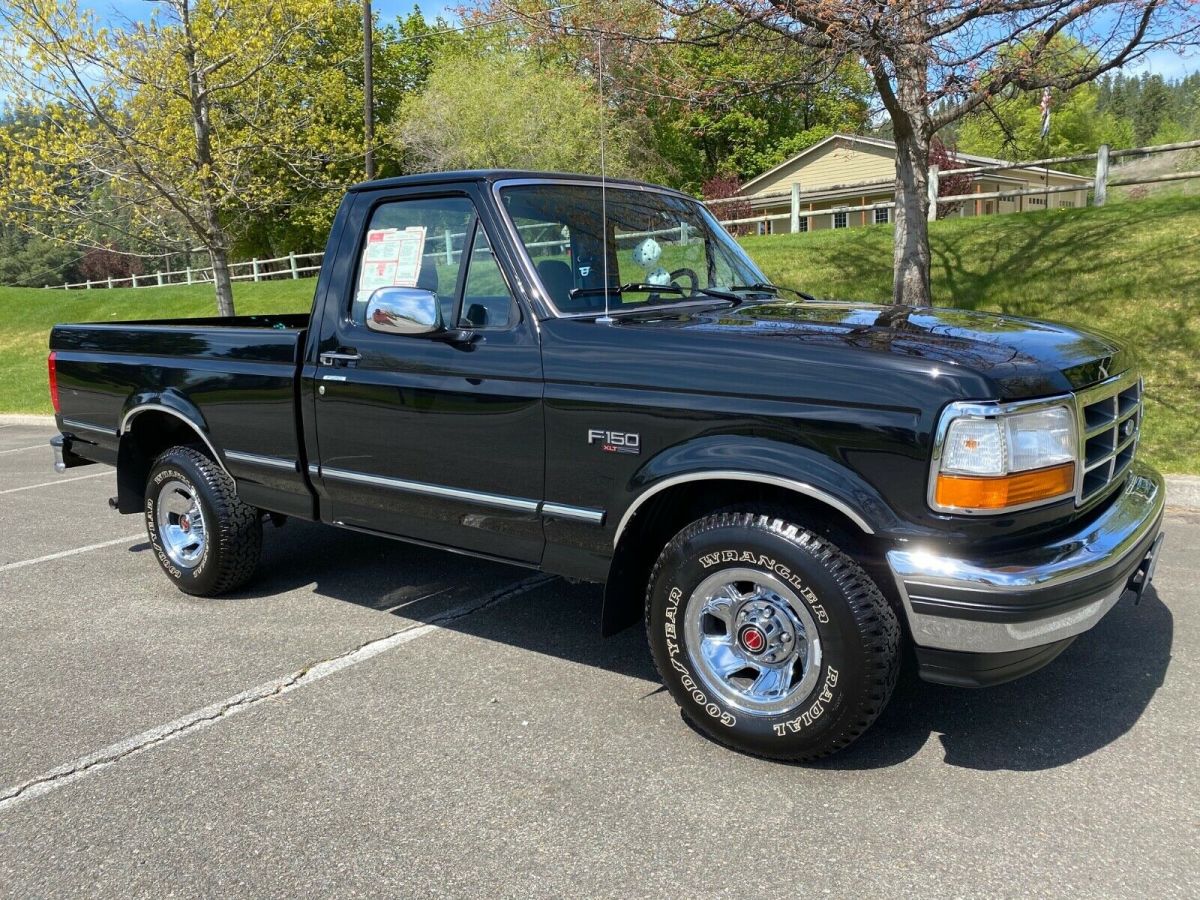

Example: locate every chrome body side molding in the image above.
[612,470,876,547]
[61,418,118,437]
[541,502,606,525]
[315,465,606,524]
[320,466,541,513]
[224,450,299,472]
[120,404,230,476]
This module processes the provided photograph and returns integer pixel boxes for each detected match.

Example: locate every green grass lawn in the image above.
[0,280,313,413]
[3,195,1197,471]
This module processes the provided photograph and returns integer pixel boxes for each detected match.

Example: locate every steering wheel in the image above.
[668,267,699,294]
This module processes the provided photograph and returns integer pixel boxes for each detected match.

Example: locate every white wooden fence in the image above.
[704,137,1200,231]
[52,250,325,291]
[44,137,1200,291]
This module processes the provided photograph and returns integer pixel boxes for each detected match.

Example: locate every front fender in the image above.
[613,434,904,545]
[599,435,905,636]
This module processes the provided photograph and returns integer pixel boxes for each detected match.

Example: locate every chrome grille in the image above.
[1076,371,1143,503]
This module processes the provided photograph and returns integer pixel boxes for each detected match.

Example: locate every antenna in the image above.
[596,33,613,325]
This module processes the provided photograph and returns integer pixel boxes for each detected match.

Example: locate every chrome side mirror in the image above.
[365,287,444,336]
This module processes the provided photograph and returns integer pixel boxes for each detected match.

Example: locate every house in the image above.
[734,133,1093,233]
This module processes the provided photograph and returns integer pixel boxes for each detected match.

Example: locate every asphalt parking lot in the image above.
[0,421,1196,898]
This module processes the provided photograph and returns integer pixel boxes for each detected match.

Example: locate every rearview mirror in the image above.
[365,287,444,336]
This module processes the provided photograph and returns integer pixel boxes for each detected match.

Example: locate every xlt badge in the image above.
[588,429,640,454]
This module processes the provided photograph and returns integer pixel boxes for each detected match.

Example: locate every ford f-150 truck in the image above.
[47,171,1165,760]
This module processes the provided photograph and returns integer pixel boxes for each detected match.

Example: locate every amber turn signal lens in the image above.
[935,462,1075,510]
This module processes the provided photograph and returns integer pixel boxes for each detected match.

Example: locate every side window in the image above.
[352,196,475,326]
[460,227,517,329]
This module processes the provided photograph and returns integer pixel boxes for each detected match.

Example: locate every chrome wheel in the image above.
[155,478,207,568]
[683,567,822,716]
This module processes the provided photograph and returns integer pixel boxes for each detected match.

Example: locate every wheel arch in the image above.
[602,459,894,637]
[115,398,228,513]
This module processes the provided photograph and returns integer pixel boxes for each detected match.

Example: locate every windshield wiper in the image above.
[732,282,818,302]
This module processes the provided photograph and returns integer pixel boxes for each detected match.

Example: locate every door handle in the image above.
[319,350,361,367]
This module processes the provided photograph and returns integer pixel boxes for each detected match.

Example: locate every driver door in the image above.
[311,187,545,563]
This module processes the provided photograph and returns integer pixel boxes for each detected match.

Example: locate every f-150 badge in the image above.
[588,429,640,454]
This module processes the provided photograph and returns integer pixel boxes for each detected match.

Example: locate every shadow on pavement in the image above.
[223,518,1173,773]
[819,584,1172,771]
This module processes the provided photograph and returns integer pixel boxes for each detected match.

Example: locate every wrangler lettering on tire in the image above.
[646,511,900,761]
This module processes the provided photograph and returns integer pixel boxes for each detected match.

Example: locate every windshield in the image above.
[498,182,768,315]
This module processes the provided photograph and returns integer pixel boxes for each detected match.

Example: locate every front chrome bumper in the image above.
[888,461,1165,669]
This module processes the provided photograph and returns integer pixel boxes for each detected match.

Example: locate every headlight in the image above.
[931,402,1077,513]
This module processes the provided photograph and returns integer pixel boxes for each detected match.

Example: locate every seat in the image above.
[417,265,439,294]
[536,259,574,310]
[417,264,452,323]
[463,303,489,327]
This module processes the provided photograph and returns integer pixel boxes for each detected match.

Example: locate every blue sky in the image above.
[66,1,1198,76]
[5,2,1197,109]
[75,1,458,27]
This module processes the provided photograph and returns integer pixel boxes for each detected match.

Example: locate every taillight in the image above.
[48,351,61,414]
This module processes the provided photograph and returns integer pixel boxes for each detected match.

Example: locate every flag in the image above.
[1040,87,1052,141]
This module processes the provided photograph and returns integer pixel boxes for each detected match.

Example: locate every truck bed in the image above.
[50,313,314,518]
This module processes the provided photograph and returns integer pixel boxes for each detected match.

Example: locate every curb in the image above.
[3,409,1198,511]
[1166,475,1200,512]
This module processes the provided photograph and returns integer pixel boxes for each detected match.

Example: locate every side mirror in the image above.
[365,287,444,336]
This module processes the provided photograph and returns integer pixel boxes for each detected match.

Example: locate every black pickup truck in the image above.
[47,171,1165,760]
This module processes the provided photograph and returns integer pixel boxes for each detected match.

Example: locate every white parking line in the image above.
[0,534,145,575]
[0,574,554,812]
[0,472,112,495]
[0,445,47,455]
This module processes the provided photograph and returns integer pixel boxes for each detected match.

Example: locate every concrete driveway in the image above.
[0,422,1196,898]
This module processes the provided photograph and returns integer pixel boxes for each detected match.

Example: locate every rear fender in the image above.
[115,392,226,513]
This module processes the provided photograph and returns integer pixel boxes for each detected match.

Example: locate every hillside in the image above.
[2,195,1197,471]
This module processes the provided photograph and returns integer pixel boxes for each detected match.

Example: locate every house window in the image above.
[797,216,808,233]
[832,211,848,229]
[874,207,889,225]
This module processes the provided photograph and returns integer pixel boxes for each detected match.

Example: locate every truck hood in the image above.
[670,300,1130,398]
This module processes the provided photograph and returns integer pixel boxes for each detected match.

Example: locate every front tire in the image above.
[145,446,262,596]
[646,512,899,761]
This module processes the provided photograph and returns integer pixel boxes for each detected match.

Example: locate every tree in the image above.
[392,52,642,174]
[0,224,81,286]
[651,1,1198,305]
[957,39,1134,162]
[465,2,873,193]
[1133,72,1174,144]
[930,138,973,219]
[702,173,753,234]
[0,0,352,315]
[959,81,1134,163]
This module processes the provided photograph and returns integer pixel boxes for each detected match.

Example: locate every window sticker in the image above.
[357,226,428,302]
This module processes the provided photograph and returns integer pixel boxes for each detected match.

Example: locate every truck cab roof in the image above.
[347,169,687,196]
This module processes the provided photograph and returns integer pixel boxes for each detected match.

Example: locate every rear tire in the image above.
[645,511,899,761]
[145,446,262,596]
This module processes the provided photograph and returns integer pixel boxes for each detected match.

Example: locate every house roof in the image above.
[737,133,1091,196]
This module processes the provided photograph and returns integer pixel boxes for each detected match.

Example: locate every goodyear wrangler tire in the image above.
[646,512,899,761]
[145,446,262,596]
